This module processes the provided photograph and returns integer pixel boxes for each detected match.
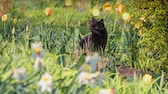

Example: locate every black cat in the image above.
[79,17,108,51]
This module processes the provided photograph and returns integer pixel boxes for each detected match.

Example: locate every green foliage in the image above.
[0,0,168,93]
[131,0,168,73]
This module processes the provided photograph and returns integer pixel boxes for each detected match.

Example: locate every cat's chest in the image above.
[91,34,107,45]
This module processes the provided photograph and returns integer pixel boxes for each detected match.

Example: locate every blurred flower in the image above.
[134,21,143,29]
[78,71,90,84]
[138,30,143,36]
[38,73,52,92]
[13,18,17,24]
[115,4,125,13]
[103,2,112,12]
[92,8,100,17]
[116,0,123,4]
[90,71,100,78]
[2,14,8,22]
[31,42,44,58]
[65,0,72,7]
[85,55,91,63]
[82,64,91,72]
[139,17,146,22]
[45,7,52,16]
[78,71,100,87]
[34,57,45,70]
[85,53,101,72]
[12,67,27,82]
[142,74,152,83]
[12,27,15,34]
[122,12,131,22]
[99,88,115,94]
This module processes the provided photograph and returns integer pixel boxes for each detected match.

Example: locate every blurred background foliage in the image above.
[0,0,168,73]
[130,0,168,73]
[0,0,168,93]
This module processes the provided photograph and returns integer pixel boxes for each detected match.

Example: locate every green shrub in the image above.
[131,0,168,73]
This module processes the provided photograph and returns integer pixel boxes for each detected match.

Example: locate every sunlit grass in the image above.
[0,0,167,94]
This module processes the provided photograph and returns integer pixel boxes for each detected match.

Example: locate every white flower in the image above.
[12,27,15,34]
[12,67,27,82]
[90,72,100,79]
[34,57,45,70]
[89,78,97,87]
[89,72,100,87]
[84,53,101,72]
[38,73,52,92]
[85,55,91,62]
[139,17,146,22]
[99,88,115,94]
[31,42,44,58]
[78,71,90,84]
[92,8,100,17]
[78,71,100,87]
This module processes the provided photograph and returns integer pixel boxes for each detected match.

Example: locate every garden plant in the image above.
[0,0,167,94]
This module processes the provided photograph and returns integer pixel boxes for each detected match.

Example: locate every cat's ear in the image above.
[100,19,104,23]
[92,17,97,23]
[92,17,96,20]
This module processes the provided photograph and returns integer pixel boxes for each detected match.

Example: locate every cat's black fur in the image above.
[79,17,108,51]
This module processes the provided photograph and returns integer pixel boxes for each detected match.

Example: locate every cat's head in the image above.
[90,17,107,35]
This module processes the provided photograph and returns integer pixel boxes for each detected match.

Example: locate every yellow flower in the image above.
[142,74,152,83]
[45,7,52,16]
[134,21,143,29]
[116,0,122,4]
[83,64,91,72]
[65,0,72,7]
[115,4,125,13]
[92,8,100,17]
[13,18,17,24]
[35,48,41,54]
[2,14,8,22]
[122,12,131,22]
[139,30,143,36]
[103,2,112,12]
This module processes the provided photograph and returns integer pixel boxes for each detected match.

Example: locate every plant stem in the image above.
[11,34,15,53]
[112,13,117,33]
[4,22,6,30]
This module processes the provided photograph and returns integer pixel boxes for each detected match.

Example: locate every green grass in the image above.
[0,0,167,94]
